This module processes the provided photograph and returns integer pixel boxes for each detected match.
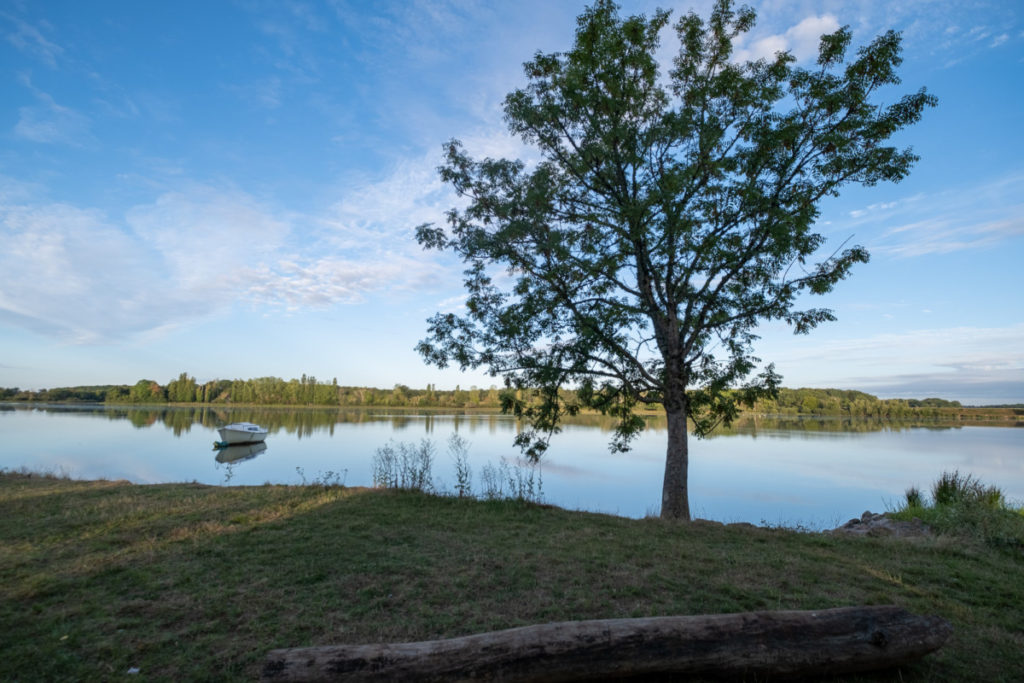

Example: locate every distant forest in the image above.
[2,373,1020,419]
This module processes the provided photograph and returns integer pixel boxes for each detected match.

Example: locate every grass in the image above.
[890,470,1024,552]
[2,471,1023,681]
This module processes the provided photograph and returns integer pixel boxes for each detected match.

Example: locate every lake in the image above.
[2,403,1021,528]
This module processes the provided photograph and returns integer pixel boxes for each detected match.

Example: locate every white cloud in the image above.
[733,13,840,63]
[734,33,789,63]
[435,294,468,313]
[324,128,529,247]
[785,14,842,61]
[0,176,455,343]
[125,187,291,292]
[326,153,448,243]
[0,201,155,342]
[243,255,442,310]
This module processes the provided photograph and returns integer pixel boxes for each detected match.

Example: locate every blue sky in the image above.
[1,0,1022,404]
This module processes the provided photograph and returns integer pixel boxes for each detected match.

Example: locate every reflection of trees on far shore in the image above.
[4,404,1007,440]
[704,415,966,438]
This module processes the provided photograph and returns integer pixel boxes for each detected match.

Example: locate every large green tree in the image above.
[416,0,935,519]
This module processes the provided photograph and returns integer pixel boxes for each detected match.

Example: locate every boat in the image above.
[216,422,269,445]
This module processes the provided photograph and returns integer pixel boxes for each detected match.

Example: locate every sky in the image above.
[0,0,1022,405]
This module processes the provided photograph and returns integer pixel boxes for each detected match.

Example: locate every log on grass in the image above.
[262,605,951,681]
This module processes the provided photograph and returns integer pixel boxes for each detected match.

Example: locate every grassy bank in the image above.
[2,472,1022,681]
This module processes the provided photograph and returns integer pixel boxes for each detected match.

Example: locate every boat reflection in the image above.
[214,441,267,464]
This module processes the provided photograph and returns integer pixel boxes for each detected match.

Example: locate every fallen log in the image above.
[262,605,951,681]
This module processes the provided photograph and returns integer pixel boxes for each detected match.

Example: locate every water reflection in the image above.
[214,441,267,464]
[2,402,1021,525]
[0,402,997,439]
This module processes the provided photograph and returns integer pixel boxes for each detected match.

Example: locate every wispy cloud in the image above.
[3,15,63,67]
[766,323,1024,403]
[228,76,283,109]
[14,94,91,146]
[0,200,154,342]
[0,157,465,344]
[841,174,1024,258]
[243,255,442,310]
[13,74,92,145]
[878,216,1024,257]
[434,294,467,314]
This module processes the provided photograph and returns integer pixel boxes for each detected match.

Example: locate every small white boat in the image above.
[217,422,268,445]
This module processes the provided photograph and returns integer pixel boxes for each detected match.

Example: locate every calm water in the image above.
[2,403,1021,527]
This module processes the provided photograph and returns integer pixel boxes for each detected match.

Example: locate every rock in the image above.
[828,512,932,538]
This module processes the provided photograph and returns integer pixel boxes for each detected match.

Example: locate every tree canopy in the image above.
[417,0,935,519]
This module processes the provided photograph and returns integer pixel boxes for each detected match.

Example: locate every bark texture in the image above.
[661,403,690,520]
[262,605,951,682]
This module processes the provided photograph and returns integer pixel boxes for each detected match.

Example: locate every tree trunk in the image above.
[661,400,690,520]
[262,606,952,682]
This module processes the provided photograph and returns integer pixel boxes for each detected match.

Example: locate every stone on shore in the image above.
[829,511,932,538]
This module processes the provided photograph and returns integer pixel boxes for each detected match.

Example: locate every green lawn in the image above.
[1,471,1021,681]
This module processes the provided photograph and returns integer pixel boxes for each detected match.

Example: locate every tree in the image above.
[167,372,198,403]
[416,0,935,519]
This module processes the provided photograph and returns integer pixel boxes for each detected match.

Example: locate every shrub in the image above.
[904,486,923,509]
[931,470,1004,509]
[891,471,1021,550]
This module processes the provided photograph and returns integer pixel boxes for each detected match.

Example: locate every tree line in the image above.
[0,373,510,409]
[751,388,966,419]
[0,374,999,419]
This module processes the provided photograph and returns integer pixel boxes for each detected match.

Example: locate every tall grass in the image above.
[449,434,473,498]
[372,435,543,504]
[892,470,1022,549]
[930,470,1004,508]
[371,439,436,491]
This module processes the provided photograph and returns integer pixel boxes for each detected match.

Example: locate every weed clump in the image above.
[371,434,544,504]
[930,470,1004,508]
[892,470,1022,550]
[371,439,436,492]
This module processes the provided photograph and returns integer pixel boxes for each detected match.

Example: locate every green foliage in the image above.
[752,387,978,420]
[931,470,1004,508]
[891,471,1021,550]
[128,379,166,403]
[416,0,935,518]
[908,397,962,408]
[904,486,923,509]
